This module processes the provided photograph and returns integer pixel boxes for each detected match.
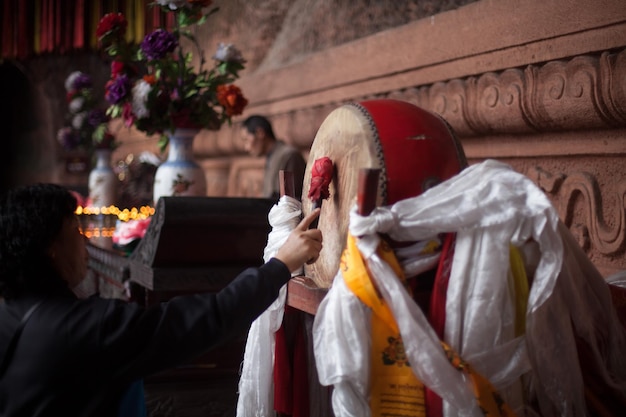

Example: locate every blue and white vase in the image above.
[88,148,117,208]
[153,128,207,204]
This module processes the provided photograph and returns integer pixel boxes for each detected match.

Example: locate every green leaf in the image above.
[217,62,229,75]
[107,105,123,119]
[158,134,169,153]
[196,14,207,26]
[92,124,108,142]
[206,7,220,18]
[184,89,198,99]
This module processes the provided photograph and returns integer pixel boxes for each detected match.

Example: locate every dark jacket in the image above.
[0,258,290,417]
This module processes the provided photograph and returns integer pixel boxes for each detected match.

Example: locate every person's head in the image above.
[241,115,276,157]
[0,184,88,299]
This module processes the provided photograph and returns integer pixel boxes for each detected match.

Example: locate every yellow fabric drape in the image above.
[509,245,529,337]
[342,234,426,417]
[342,233,519,417]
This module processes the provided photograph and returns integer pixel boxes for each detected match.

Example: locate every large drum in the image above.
[302,99,467,288]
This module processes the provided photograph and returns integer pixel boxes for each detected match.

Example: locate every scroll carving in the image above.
[421,49,626,137]
[208,49,626,158]
[529,167,626,256]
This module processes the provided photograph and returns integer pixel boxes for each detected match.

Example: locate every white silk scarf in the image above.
[236,196,302,417]
[313,159,626,417]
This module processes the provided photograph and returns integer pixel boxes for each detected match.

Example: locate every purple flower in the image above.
[65,71,92,92]
[106,74,131,104]
[72,73,93,90]
[140,29,178,60]
[88,109,110,127]
[57,127,81,150]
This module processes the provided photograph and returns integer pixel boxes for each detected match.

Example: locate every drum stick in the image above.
[357,168,384,297]
[357,168,380,216]
[279,170,295,198]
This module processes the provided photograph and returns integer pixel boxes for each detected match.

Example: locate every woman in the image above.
[0,183,322,416]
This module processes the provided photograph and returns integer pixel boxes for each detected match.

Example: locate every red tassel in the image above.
[73,0,84,49]
[424,233,456,417]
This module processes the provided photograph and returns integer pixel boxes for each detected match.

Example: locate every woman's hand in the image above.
[274,209,323,273]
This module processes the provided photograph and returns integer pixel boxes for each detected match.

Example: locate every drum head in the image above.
[302,100,466,288]
[302,104,385,288]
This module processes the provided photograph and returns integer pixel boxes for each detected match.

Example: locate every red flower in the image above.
[171,108,201,129]
[308,157,333,201]
[122,102,135,128]
[216,84,248,116]
[96,13,127,44]
[143,74,157,85]
[110,60,125,79]
[95,132,116,150]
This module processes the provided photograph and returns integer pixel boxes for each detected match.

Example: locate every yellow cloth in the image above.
[342,234,426,417]
[342,233,519,417]
[441,341,517,417]
[509,246,529,337]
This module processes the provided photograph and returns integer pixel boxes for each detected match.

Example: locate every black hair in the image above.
[0,183,77,299]
[242,115,276,140]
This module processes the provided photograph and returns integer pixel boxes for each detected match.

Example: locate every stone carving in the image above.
[415,49,626,137]
[528,166,626,257]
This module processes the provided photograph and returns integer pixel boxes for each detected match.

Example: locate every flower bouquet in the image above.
[97,0,248,151]
[57,71,116,152]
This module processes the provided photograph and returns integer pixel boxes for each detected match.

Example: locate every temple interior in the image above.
[1,0,625,416]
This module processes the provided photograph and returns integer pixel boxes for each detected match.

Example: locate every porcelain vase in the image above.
[153,128,207,204]
[88,149,117,208]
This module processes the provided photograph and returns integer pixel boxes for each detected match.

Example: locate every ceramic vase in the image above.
[153,128,207,204]
[88,149,117,208]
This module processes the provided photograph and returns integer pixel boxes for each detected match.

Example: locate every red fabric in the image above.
[292,311,310,417]
[54,0,62,52]
[73,0,85,49]
[428,233,456,338]
[424,233,456,417]
[273,316,292,414]
[0,0,155,59]
[308,157,333,201]
[148,3,161,34]
[608,283,626,331]
[42,0,53,53]
[61,0,72,52]
[2,0,14,58]
[575,329,626,416]
[17,0,29,59]
[166,11,175,31]
[273,306,310,417]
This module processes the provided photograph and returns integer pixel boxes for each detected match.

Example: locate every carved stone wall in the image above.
[9,0,626,277]
[200,0,626,277]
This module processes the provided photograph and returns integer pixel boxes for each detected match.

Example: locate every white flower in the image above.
[132,80,152,119]
[138,151,162,166]
[57,126,72,142]
[156,0,187,10]
[64,71,83,92]
[72,111,87,130]
[69,97,85,114]
[212,43,245,64]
